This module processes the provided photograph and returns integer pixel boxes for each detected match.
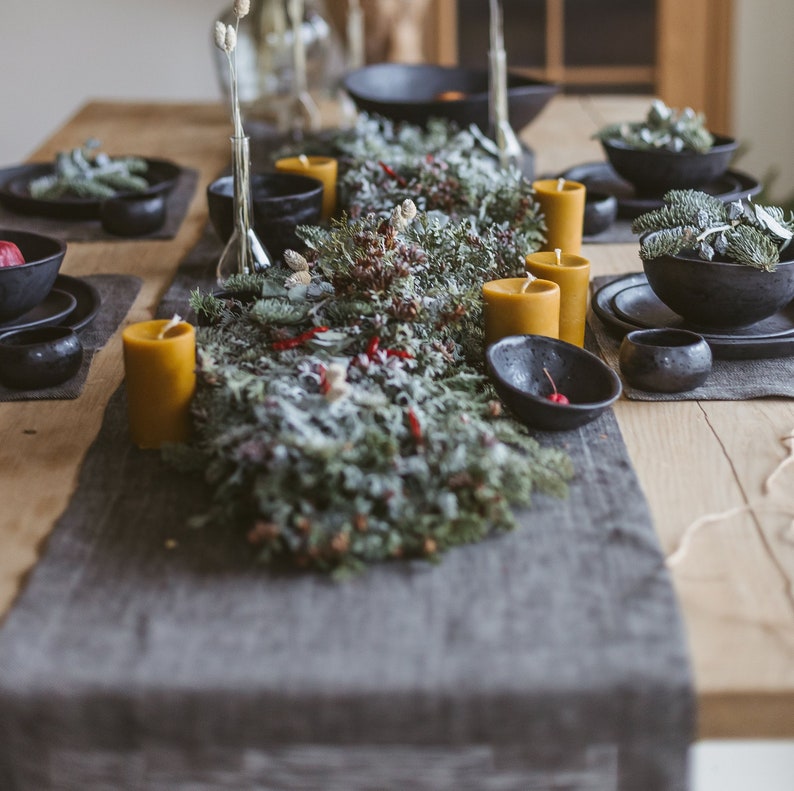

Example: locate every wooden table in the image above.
[1,96,792,741]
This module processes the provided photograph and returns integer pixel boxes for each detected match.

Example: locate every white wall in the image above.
[1,2,793,788]
[0,0,223,163]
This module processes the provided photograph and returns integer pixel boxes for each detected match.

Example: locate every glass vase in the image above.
[212,0,345,135]
[216,135,272,285]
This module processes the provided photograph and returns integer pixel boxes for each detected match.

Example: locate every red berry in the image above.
[543,367,569,404]
[0,240,25,268]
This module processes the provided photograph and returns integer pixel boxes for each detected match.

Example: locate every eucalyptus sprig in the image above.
[594,99,714,153]
[633,189,794,270]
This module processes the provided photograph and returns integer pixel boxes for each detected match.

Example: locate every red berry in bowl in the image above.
[0,240,25,268]
[543,367,570,404]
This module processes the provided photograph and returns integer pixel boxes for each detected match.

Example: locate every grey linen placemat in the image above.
[0,166,198,241]
[0,274,141,402]
[0,233,694,791]
[590,274,794,401]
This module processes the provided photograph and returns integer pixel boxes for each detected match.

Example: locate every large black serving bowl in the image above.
[207,172,324,263]
[486,334,622,431]
[0,229,66,322]
[601,134,738,194]
[642,245,794,329]
[343,63,557,132]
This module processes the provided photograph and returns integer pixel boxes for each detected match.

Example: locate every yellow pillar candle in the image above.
[482,276,560,347]
[275,155,338,219]
[532,178,587,255]
[122,318,196,449]
[525,249,591,347]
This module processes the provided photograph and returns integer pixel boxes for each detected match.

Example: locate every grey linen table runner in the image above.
[0,230,694,791]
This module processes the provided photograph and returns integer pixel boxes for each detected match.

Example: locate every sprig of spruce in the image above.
[633,190,794,270]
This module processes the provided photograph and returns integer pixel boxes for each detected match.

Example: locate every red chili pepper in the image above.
[272,326,329,351]
[386,349,413,359]
[378,160,407,187]
[407,407,423,444]
[366,335,380,359]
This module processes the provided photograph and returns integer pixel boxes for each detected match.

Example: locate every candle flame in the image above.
[157,314,182,340]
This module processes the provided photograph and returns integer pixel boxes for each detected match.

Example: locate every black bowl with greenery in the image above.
[0,230,66,322]
[343,63,557,132]
[634,191,794,329]
[601,134,738,194]
[486,334,622,431]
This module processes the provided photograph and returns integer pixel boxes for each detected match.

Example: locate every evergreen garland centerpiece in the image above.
[176,118,576,576]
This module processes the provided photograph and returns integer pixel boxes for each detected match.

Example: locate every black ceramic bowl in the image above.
[583,191,618,236]
[486,334,622,431]
[100,193,166,237]
[207,172,324,262]
[0,325,83,389]
[601,134,738,194]
[619,328,712,392]
[642,243,794,329]
[0,229,66,322]
[343,63,558,132]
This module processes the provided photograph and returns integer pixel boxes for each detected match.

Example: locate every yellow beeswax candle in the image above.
[275,155,338,219]
[482,277,560,347]
[525,249,590,347]
[122,319,196,449]
[532,178,587,255]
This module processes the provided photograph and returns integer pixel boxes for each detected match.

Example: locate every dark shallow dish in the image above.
[0,158,181,220]
[0,229,66,322]
[600,134,738,194]
[207,172,323,262]
[560,162,762,220]
[583,191,618,236]
[343,63,557,132]
[642,242,794,330]
[619,328,712,392]
[486,334,622,431]
[0,325,83,389]
[0,288,76,333]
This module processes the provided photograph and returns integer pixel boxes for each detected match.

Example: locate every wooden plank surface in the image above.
[0,96,793,740]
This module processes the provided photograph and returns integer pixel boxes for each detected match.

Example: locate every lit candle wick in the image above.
[157,314,182,340]
[557,177,565,191]
[298,154,310,168]
[520,271,536,293]
[554,248,562,266]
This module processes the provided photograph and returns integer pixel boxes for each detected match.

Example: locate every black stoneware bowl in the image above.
[100,192,166,237]
[619,328,712,392]
[0,325,83,389]
[486,334,622,431]
[207,172,323,262]
[601,134,738,194]
[642,243,794,329]
[343,63,557,132]
[0,229,66,322]
[583,191,618,236]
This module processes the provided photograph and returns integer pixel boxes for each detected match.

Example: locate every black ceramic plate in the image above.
[560,162,762,220]
[0,158,181,220]
[0,288,77,333]
[592,272,794,359]
[53,275,101,330]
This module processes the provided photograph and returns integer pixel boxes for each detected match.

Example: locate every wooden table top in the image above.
[1,96,792,740]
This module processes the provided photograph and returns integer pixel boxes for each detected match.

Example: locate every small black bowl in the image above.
[100,193,166,237]
[583,191,618,236]
[486,334,622,431]
[0,325,83,389]
[0,229,66,322]
[207,172,323,262]
[601,134,738,194]
[343,63,557,132]
[619,328,712,392]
